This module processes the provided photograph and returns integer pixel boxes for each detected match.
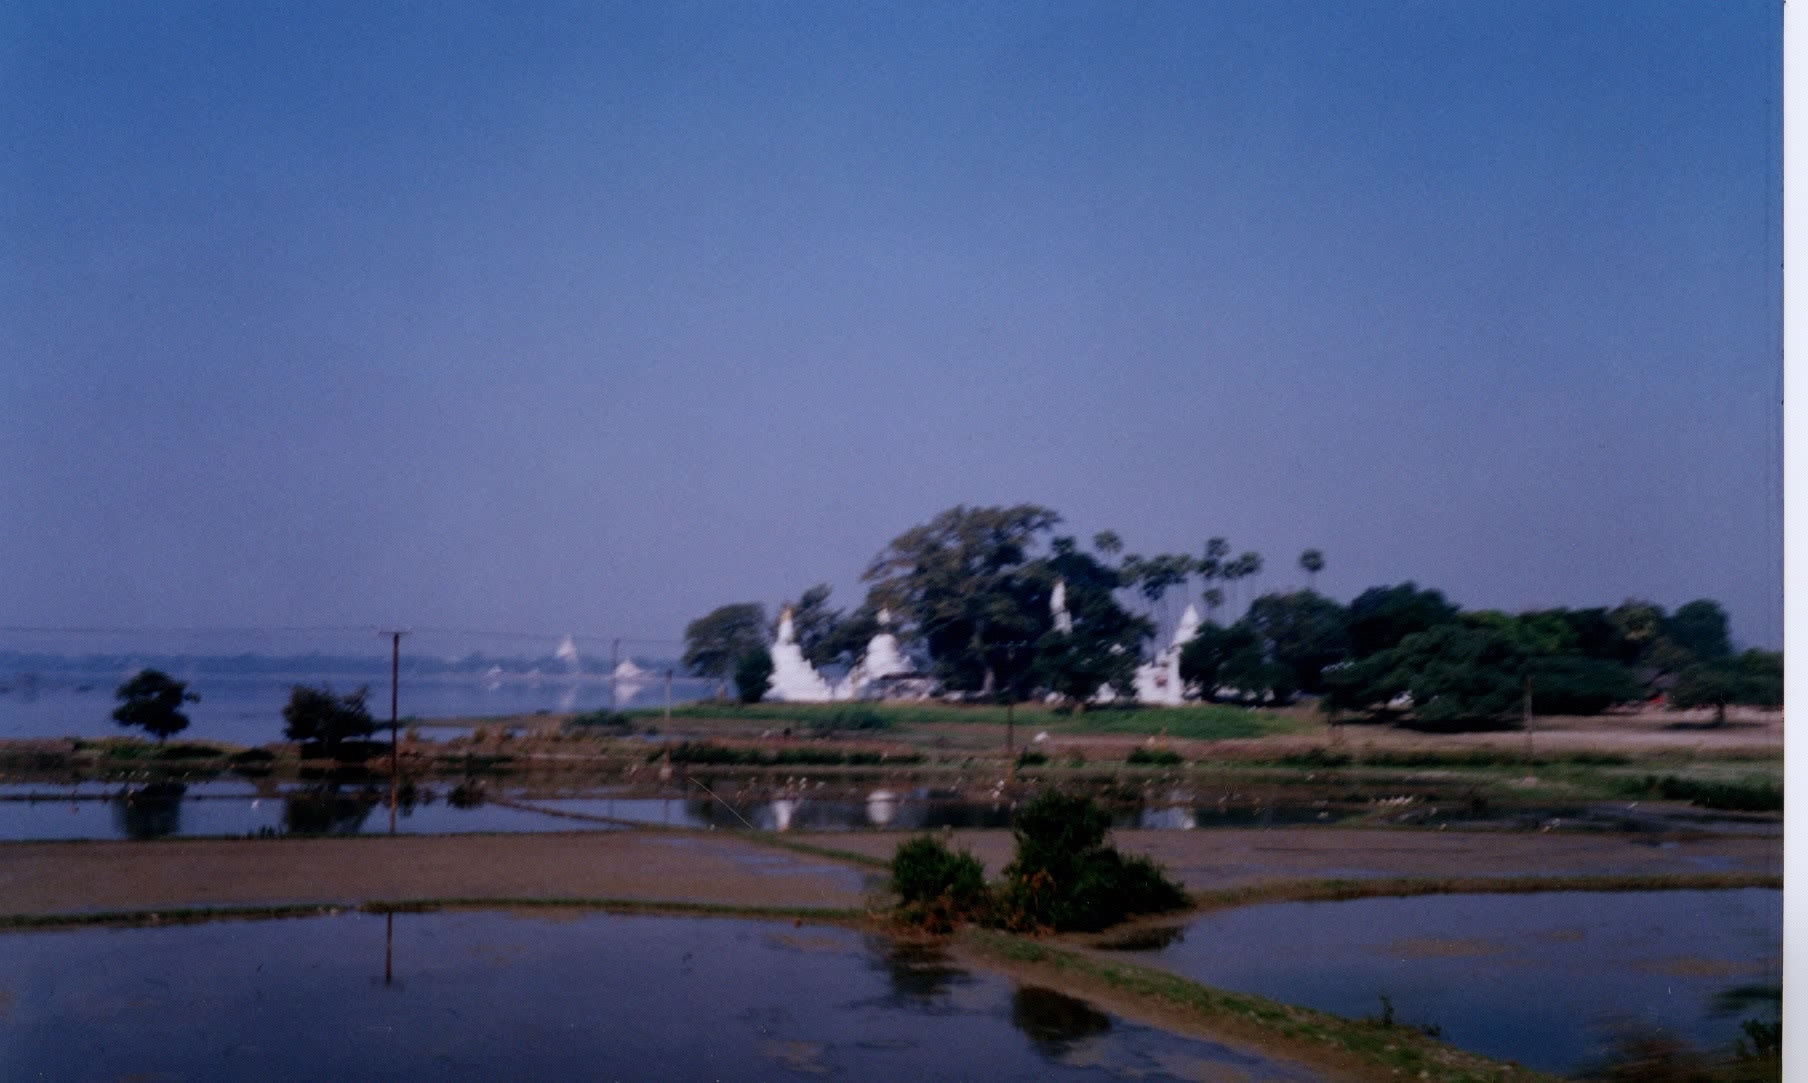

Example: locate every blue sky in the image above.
[0,2,1782,651]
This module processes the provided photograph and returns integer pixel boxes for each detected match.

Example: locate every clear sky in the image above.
[0,1,1783,652]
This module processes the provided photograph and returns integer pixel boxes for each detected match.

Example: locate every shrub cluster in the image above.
[656,742,920,767]
[1125,747,1182,766]
[889,835,990,932]
[889,792,1190,934]
[1622,774,1783,813]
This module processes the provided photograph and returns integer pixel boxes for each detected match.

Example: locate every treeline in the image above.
[684,504,1779,725]
[1189,584,1780,726]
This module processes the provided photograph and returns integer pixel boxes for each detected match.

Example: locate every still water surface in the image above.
[1,911,1326,1081]
[1121,889,1781,1075]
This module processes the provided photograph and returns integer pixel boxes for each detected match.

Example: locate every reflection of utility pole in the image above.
[1523,671,1535,765]
[383,629,408,835]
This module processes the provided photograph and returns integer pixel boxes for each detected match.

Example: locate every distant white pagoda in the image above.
[765,606,837,703]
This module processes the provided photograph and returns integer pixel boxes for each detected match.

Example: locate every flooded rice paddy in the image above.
[2,781,1757,842]
[1109,888,1782,1075]
[1,911,1326,1081]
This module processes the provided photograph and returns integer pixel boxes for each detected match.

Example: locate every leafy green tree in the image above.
[1525,655,1642,715]
[997,792,1187,932]
[112,669,198,742]
[1346,583,1460,658]
[282,685,376,759]
[782,584,876,669]
[1670,649,1782,724]
[682,603,769,688]
[1177,621,1259,702]
[1378,623,1528,727]
[1665,599,1732,662]
[734,646,774,704]
[1298,548,1325,589]
[1031,545,1150,706]
[1244,590,1351,696]
[863,504,1059,694]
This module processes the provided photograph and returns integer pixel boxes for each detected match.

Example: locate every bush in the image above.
[1016,748,1049,767]
[995,791,1189,933]
[734,648,773,704]
[809,706,888,736]
[1125,747,1182,766]
[567,709,635,733]
[890,836,990,930]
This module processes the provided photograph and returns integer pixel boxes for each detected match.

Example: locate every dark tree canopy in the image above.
[1031,545,1151,706]
[1347,582,1460,658]
[1666,599,1733,662]
[863,504,1060,694]
[1669,649,1782,723]
[1243,590,1350,696]
[682,603,769,680]
[112,669,198,742]
[734,646,774,704]
[282,684,376,758]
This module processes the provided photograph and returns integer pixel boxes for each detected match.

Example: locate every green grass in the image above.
[960,928,1559,1083]
[649,700,1286,740]
[1044,704,1288,741]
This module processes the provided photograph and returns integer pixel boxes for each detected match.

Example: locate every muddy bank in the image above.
[0,830,875,919]
[802,825,1781,890]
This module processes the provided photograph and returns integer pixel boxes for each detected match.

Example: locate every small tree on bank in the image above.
[113,669,198,743]
[283,685,376,760]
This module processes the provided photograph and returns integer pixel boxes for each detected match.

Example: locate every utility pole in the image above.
[610,637,621,712]
[383,629,408,835]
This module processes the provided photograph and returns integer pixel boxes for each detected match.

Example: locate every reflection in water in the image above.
[1096,925,1187,952]
[0,913,1328,1081]
[111,782,185,839]
[1011,985,1112,1053]
[869,937,968,1005]
[283,787,381,835]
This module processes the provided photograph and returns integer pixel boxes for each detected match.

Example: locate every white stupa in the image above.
[1133,603,1202,706]
[1050,579,1074,634]
[766,606,836,703]
[840,609,913,698]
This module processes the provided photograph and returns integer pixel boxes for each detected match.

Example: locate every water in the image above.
[0,669,715,745]
[0,911,1328,1081]
[0,784,622,841]
[1118,889,1782,1074]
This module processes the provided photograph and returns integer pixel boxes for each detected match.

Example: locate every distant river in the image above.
[0,669,716,745]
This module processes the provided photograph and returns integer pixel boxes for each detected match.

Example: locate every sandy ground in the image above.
[800,825,1781,890]
[0,831,877,918]
[0,821,1776,921]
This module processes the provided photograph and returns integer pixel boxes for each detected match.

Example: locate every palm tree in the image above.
[1299,549,1325,590]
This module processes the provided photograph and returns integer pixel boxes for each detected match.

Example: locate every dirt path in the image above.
[803,825,1781,889]
[0,831,876,918]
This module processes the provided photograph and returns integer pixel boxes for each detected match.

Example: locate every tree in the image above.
[863,504,1060,694]
[1298,548,1325,589]
[1374,623,1528,727]
[1665,599,1732,662]
[1031,545,1151,706]
[1346,583,1460,658]
[282,684,376,759]
[1133,553,1195,639]
[683,603,769,691]
[997,792,1187,932]
[781,584,858,669]
[1244,590,1351,696]
[734,646,774,704]
[1178,621,1259,702]
[112,669,197,742]
[1669,649,1782,724]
